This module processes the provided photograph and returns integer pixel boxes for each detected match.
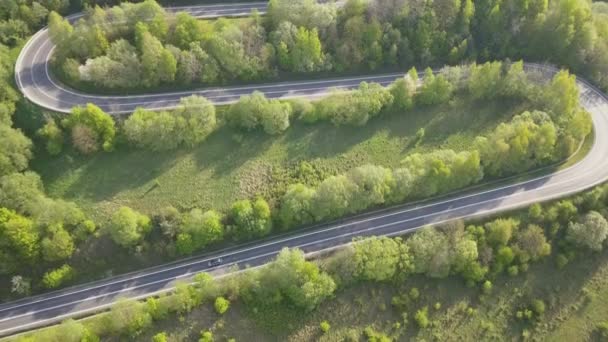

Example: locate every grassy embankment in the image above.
[32,96,530,221]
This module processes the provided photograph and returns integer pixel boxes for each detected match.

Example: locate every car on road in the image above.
[207,258,223,267]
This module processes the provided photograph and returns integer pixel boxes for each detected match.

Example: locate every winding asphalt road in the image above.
[5,1,608,338]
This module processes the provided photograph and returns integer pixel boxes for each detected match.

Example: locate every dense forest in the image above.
[46,0,608,93]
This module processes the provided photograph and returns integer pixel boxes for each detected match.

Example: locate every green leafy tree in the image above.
[415,306,430,328]
[279,183,316,229]
[348,164,395,211]
[352,236,411,281]
[311,175,357,221]
[0,208,39,272]
[230,198,272,240]
[177,209,224,254]
[416,68,453,106]
[0,125,32,176]
[485,218,519,247]
[42,264,74,288]
[468,61,503,99]
[175,95,217,146]
[37,119,63,155]
[477,111,558,177]
[152,332,168,342]
[214,296,230,314]
[107,207,151,247]
[63,104,115,152]
[513,225,551,263]
[252,248,336,311]
[41,224,74,262]
[123,108,179,151]
[567,211,608,251]
[227,92,292,134]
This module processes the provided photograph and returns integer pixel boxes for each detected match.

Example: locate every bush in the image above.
[37,119,63,155]
[63,103,115,152]
[320,320,331,333]
[42,264,74,288]
[152,332,168,342]
[214,296,230,315]
[415,307,430,328]
[107,207,151,247]
[199,330,213,342]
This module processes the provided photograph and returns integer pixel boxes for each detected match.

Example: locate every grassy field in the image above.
[31,96,529,221]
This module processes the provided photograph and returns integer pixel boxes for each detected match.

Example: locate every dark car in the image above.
[207,258,223,267]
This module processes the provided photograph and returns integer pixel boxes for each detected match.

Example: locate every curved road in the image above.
[5,1,608,338]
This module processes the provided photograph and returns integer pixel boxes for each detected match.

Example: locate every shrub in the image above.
[42,264,74,289]
[214,296,230,315]
[320,320,331,333]
[414,307,430,328]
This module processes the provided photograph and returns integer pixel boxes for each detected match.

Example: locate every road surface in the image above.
[5,1,608,338]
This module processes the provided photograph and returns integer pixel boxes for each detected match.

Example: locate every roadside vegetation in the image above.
[11,180,608,341]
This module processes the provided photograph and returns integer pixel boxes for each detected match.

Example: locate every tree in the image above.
[11,275,31,296]
[407,227,451,278]
[123,108,179,151]
[152,332,168,342]
[348,164,395,211]
[227,92,292,134]
[47,11,72,51]
[158,49,177,83]
[171,12,203,49]
[284,26,325,72]
[178,209,224,253]
[415,307,430,328]
[477,111,558,177]
[137,24,174,87]
[107,206,151,247]
[401,149,482,198]
[485,218,519,247]
[214,296,230,314]
[105,299,152,337]
[267,0,337,31]
[0,125,32,176]
[42,264,74,288]
[230,198,272,240]
[253,248,336,311]
[320,320,331,333]
[199,331,213,342]
[315,82,394,126]
[468,61,503,99]
[567,211,608,251]
[174,95,217,146]
[352,236,411,281]
[389,73,416,112]
[513,225,551,263]
[37,119,63,155]
[416,68,453,106]
[63,104,115,152]
[0,208,39,272]
[279,183,316,229]
[311,175,357,220]
[41,224,75,262]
